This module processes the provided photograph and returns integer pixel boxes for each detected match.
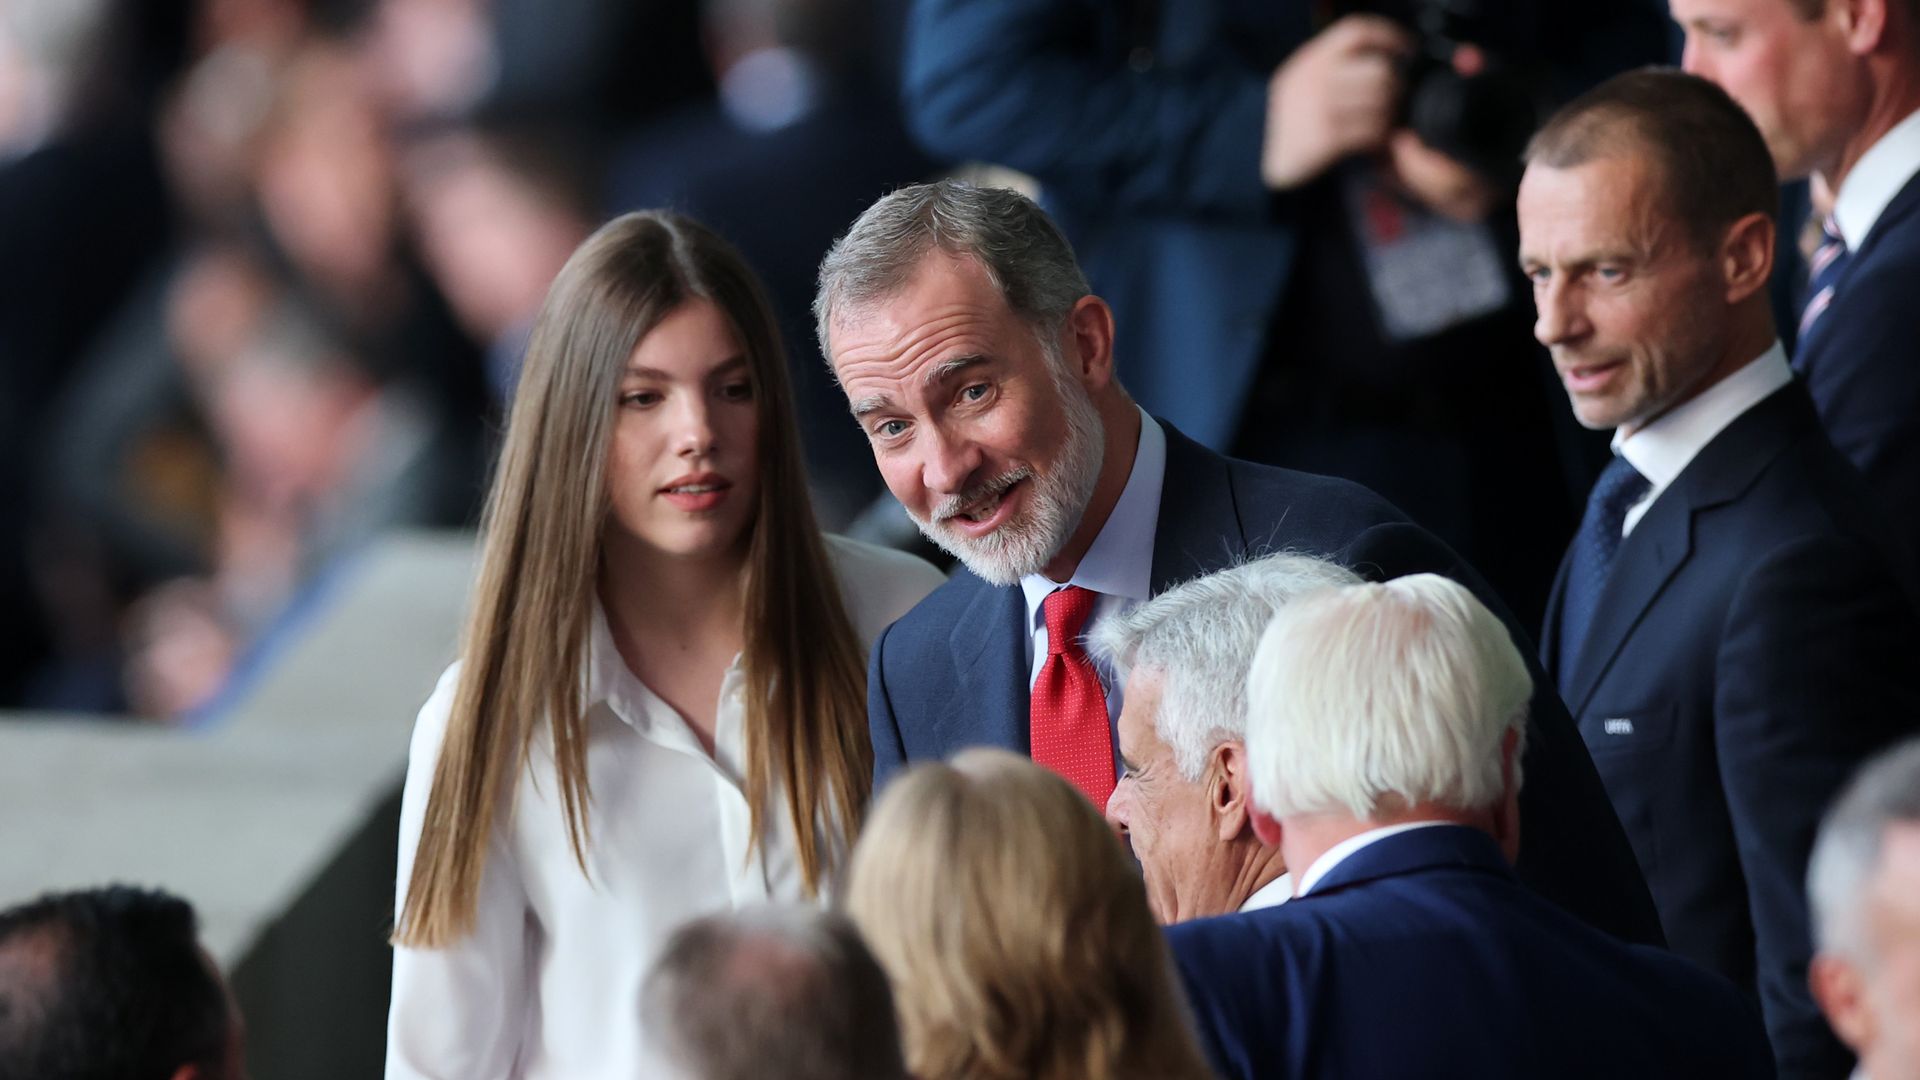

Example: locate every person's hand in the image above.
[1384,128,1499,222]
[1261,15,1412,191]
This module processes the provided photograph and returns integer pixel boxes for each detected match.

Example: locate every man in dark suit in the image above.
[1676,0,1920,570]
[1520,70,1920,1077]
[815,179,1662,946]
[1168,574,1773,1080]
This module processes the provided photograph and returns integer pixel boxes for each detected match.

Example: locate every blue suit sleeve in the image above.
[868,621,908,795]
[1714,534,1920,1077]
[902,0,1273,219]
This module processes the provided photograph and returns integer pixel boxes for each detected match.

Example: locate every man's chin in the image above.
[920,520,1051,587]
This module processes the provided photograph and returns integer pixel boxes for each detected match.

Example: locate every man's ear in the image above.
[1064,294,1117,390]
[1720,212,1776,306]
[1213,741,1253,843]
[1809,952,1874,1052]
[1250,805,1284,848]
[1835,0,1890,56]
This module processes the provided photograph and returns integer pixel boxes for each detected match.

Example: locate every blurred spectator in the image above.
[1809,738,1920,1080]
[899,0,1670,627]
[1091,553,1363,923]
[0,0,182,704]
[845,748,1214,1080]
[641,906,909,1080]
[0,885,245,1080]
[608,0,935,526]
[400,122,596,403]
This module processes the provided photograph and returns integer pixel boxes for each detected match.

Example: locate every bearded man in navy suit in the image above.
[813,179,1661,946]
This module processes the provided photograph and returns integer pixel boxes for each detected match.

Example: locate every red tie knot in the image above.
[1043,586,1096,655]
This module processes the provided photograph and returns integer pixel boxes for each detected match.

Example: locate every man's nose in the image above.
[1533,280,1589,348]
[920,424,984,494]
[1105,780,1132,834]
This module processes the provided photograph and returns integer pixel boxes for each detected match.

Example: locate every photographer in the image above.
[901,0,1668,629]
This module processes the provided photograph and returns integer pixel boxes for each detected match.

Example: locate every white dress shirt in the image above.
[1238,872,1293,912]
[1613,343,1794,537]
[385,535,943,1080]
[1294,821,1457,897]
[1018,406,1167,722]
[1833,106,1920,250]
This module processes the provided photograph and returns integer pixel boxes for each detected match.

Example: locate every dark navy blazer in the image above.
[868,421,1664,947]
[1542,383,1920,1077]
[1168,825,1775,1080]
[1795,169,1920,571]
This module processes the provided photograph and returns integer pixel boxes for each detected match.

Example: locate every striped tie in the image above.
[1799,214,1849,339]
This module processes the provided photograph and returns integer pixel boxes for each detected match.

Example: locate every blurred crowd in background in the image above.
[0,0,1710,723]
[0,0,932,718]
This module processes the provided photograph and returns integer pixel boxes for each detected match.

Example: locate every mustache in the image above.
[931,466,1033,522]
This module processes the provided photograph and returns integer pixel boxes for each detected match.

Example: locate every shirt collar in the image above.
[1020,406,1166,621]
[1238,872,1293,912]
[1611,341,1793,493]
[1834,105,1920,250]
[1296,821,1456,897]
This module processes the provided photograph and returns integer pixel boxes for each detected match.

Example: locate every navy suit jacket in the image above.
[869,421,1664,947]
[1795,169,1920,572]
[1168,826,1775,1080]
[1543,384,1920,1078]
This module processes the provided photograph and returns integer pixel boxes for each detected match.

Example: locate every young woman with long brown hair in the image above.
[845,748,1215,1080]
[384,211,941,1079]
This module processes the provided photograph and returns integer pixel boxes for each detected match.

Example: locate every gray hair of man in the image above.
[812,179,1091,371]
[1807,738,1920,963]
[1089,553,1364,781]
[641,904,908,1080]
[1245,573,1531,821]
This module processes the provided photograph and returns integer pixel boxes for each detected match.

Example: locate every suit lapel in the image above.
[1150,422,1250,591]
[1564,386,1813,714]
[1800,170,1920,365]
[1564,496,1692,715]
[937,575,1029,755]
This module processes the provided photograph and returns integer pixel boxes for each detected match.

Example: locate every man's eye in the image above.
[961,383,990,402]
[876,419,909,438]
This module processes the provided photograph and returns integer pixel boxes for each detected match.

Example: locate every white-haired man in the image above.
[1090,553,1360,923]
[1166,574,1773,1080]
[1808,739,1920,1080]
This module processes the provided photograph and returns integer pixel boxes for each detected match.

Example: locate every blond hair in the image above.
[394,211,869,947]
[844,749,1213,1080]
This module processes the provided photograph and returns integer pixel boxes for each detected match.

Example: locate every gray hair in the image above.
[1245,574,1531,820]
[1807,738,1920,962]
[1090,554,1364,780]
[813,180,1091,362]
[642,905,908,1080]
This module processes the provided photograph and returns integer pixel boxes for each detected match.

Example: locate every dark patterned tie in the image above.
[1799,214,1850,341]
[1558,455,1652,682]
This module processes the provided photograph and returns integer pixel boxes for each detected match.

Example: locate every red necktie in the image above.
[1030,586,1116,809]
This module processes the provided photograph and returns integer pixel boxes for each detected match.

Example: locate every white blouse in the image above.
[385,535,944,1079]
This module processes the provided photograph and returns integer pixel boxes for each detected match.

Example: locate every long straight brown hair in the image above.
[394,211,871,948]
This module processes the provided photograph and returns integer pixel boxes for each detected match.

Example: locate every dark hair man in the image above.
[641,906,907,1080]
[1520,67,1920,1077]
[0,885,243,1080]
